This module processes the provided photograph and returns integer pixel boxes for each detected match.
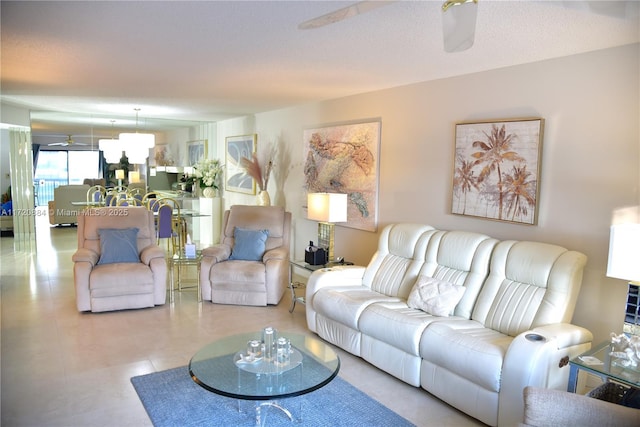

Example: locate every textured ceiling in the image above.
[1,0,638,144]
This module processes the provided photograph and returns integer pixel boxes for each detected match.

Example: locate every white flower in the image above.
[193,158,223,190]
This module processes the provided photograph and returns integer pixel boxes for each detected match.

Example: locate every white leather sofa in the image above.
[306,223,592,427]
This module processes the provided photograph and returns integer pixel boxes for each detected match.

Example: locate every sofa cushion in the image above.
[420,321,512,392]
[97,228,140,265]
[359,301,461,355]
[89,262,155,296]
[407,275,466,316]
[229,227,269,261]
[314,286,400,330]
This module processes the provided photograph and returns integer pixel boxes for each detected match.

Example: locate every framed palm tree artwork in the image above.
[451,118,544,225]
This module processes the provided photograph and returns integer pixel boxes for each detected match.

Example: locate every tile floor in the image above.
[0,212,483,426]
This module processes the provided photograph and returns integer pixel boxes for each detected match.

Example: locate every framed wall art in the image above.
[186,139,207,166]
[451,117,544,225]
[303,119,381,232]
[225,134,257,195]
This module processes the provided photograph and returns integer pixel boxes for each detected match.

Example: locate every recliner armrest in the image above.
[202,244,231,263]
[72,248,99,266]
[263,246,287,261]
[305,265,366,333]
[140,244,166,265]
[499,323,594,426]
[530,323,594,349]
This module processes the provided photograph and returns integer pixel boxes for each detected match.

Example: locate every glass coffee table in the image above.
[189,331,340,425]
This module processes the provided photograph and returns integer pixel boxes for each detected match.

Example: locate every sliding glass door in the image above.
[34,150,100,206]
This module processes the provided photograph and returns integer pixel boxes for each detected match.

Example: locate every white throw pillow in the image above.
[407,275,466,317]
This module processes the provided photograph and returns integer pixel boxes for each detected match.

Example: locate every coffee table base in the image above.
[238,398,301,426]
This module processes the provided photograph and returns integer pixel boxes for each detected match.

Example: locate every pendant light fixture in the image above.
[99,120,124,163]
[119,108,155,164]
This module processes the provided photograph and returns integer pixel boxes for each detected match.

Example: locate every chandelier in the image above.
[98,120,124,163]
[119,108,155,164]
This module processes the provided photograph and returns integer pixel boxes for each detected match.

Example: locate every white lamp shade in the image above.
[115,169,125,180]
[102,150,122,163]
[607,206,640,281]
[126,148,149,164]
[307,193,348,223]
[99,138,123,163]
[119,132,155,148]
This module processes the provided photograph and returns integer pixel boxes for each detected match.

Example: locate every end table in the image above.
[568,341,640,393]
[168,250,203,303]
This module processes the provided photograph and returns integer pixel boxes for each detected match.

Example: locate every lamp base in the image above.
[317,222,335,263]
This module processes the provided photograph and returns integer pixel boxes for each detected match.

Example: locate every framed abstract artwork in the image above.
[451,118,544,225]
[303,119,381,232]
[225,134,257,195]
[186,139,207,166]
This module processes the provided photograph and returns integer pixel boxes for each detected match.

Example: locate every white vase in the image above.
[257,190,271,206]
[202,187,217,198]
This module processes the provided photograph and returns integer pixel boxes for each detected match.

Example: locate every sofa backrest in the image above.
[471,240,588,336]
[417,230,498,318]
[54,184,90,207]
[362,223,436,297]
[77,206,156,255]
[221,205,291,253]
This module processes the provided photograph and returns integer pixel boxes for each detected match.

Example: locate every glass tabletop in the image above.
[170,250,202,263]
[571,341,640,387]
[291,259,353,271]
[189,331,340,400]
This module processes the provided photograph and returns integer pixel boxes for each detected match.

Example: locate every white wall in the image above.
[217,44,639,344]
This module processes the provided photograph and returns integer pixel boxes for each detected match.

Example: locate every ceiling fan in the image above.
[47,135,87,147]
[298,0,479,53]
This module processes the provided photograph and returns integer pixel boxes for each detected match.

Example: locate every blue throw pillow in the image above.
[1,200,12,215]
[229,227,269,261]
[97,228,140,265]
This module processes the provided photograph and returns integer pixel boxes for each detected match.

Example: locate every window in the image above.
[34,150,100,206]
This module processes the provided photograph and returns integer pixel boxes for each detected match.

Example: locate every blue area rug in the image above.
[131,366,415,426]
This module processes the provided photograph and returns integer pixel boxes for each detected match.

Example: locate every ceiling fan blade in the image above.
[298,1,397,30]
[48,142,68,146]
[442,0,478,53]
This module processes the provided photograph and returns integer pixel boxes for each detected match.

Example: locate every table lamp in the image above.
[128,171,140,184]
[115,169,125,187]
[607,206,640,336]
[307,192,348,262]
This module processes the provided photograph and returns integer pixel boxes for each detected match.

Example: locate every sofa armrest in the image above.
[499,323,594,426]
[305,265,366,333]
[522,386,640,427]
[140,244,165,265]
[72,248,99,266]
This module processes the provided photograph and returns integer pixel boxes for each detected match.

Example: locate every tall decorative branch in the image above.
[240,153,272,192]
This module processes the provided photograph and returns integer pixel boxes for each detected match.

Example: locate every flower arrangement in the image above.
[193,158,224,190]
[240,153,272,192]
